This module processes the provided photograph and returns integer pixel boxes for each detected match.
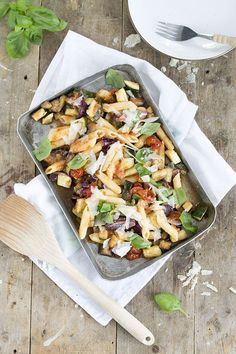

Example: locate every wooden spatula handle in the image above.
[213,34,236,47]
[58,259,155,346]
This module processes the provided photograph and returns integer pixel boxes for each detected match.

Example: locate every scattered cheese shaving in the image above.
[229,287,236,294]
[169,58,179,68]
[161,66,167,73]
[180,261,202,289]
[201,270,213,276]
[102,238,110,249]
[201,292,211,296]
[203,281,218,293]
[43,327,64,347]
[112,241,131,257]
[124,34,141,48]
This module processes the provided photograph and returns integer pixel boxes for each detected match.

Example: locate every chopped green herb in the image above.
[149,178,163,188]
[140,122,160,136]
[33,137,52,161]
[154,292,188,317]
[129,233,151,249]
[67,154,88,170]
[180,211,198,233]
[192,203,208,221]
[175,187,187,205]
[105,68,125,89]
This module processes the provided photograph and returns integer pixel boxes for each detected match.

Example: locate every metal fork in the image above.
[156,21,236,47]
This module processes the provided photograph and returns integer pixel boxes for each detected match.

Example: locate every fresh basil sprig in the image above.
[105,68,125,89]
[33,137,52,161]
[140,122,160,136]
[154,292,188,317]
[0,0,67,59]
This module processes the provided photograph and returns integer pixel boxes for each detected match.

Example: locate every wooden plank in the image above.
[192,50,236,354]
[30,0,122,352]
[0,16,39,354]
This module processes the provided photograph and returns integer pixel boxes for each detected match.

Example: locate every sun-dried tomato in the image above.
[131,184,155,202]
[145,136,162,150]
[126,247,142,260]
[70,168,84,179]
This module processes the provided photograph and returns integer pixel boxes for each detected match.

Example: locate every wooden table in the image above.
[0,1,235,353]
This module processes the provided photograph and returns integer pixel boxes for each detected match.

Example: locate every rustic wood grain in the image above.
[0,0,235,353]
[0,12,39,354]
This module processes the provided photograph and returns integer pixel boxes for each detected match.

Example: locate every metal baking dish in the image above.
[17,64,216,280]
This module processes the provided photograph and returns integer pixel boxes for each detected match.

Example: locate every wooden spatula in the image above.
[0,195,155,346]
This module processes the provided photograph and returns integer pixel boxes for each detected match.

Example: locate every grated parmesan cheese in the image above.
[229,287,236,294]
[203,281,218,293]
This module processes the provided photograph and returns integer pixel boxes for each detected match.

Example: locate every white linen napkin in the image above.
[15,30,236,326]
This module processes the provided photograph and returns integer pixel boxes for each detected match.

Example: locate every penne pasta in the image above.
[96,171,121,194]
[45,160,65,174]
[137,200,150,240]
[155,209,179,242]
[79,206,91,239]
[135,134,147,148]
[48,126,70,142]
[156,127,174,150]
[124,166,137,177]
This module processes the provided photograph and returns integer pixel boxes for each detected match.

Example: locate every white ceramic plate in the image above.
[128,0,236,60]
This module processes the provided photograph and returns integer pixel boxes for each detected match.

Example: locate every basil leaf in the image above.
[33,137,52,161]
[16,0,32,11]
[140,122,160,136]
[0,0,10,18]
[98,201,114,213]
[6,30,30,58]
[8,9,18,30]
[105,68,125,89]
[16,13,33,28]
[135,163,151,177]
[135,147,152,163]
[154,292,188,317]
[25,25,43,45]
[175,187,187,205]
[96,201,115,224]
[67,154,88,170]
[180,211,198,233]
[27,6,67,32]
[129,233,151,249]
